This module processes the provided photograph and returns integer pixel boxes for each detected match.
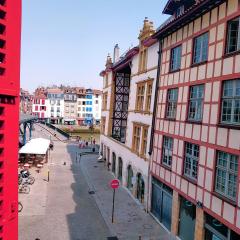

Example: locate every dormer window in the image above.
[176,5,184,17]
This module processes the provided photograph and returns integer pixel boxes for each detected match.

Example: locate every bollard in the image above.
[47,170,50,182]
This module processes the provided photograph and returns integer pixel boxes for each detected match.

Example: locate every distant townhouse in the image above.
[99,19,158,209]
[76,88,102,126]
[46,88,64,124]
[92,89,102,125]
[150,0,240,239]
[64,89,77,125]
[20,88,33,114]
[32,94,47,119]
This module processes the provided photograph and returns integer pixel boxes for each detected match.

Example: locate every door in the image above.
[151,180,173,231]
[151,183,161,221]
[161,191,172,230]
[178,198,196,240]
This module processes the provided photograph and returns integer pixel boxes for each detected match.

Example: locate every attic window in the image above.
[176,5,184,17]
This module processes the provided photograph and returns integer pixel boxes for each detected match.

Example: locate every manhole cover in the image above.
[94,166,98,168]
[107,237,118,240]
[88,190,95,195]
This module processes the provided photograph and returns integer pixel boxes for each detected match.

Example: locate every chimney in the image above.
[113,44,120,63]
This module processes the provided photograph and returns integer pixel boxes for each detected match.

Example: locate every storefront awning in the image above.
[19,138,50,155]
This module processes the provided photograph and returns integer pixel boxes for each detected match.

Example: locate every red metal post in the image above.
[0,0,21,239]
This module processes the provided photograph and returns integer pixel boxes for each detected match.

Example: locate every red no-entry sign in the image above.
[110,179,120,223]
[110,179,120,189]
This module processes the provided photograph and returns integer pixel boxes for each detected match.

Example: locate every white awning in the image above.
[19,138,50,155]
[64,119,75,122]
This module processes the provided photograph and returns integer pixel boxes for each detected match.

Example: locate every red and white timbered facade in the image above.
[151,0,240,239]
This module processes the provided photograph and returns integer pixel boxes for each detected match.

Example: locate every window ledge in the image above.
[139,154,148,161]
[169,68,180,74]
[165,117,176,122]
[134,110,152,115]
[182,175,197,186]
[191,60,208,68]
[217,123,240,130]
[212,192,237,207]
[137,70,148,75]
[224,50,240,59]
[160,163,172,171]
[186,120,202,125]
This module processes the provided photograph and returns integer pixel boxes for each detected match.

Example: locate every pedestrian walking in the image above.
[93,138,96,145]
[83,140,86,148]
[107,161,111,171]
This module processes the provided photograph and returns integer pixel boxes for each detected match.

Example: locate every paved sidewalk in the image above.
[19,126,111,240]
[76,145,175,240]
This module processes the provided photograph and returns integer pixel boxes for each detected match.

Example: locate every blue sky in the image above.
[21,0,169,92]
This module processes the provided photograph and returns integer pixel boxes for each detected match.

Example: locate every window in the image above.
[170,45,182,71]
[166,88,178,119]
[215,151,238,200]
[226,16,240,54]
[35,106,38,111]
[145,81,153,112]
[188,84,204,121]
[162,136,173,167]
[141,127,148,157]
[102,93,108,110]
[221,79,240,125]
[136,83,145,111]
[132,124,141,153]
[184,142,199,180]
[105,74,108,88]
[101,117,106,134]
[139,48,147,72]
[82,107,85,111]
[205,213,240,240]
[193,32,209,64]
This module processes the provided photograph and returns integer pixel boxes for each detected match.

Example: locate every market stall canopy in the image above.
[19,138,50,155]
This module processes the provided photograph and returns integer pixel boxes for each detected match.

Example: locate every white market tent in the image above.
[19,138,50,155]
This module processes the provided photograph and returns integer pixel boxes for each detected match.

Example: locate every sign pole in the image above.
[112,188,116,223]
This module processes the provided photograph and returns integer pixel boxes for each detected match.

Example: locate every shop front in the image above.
[151,178,173,231]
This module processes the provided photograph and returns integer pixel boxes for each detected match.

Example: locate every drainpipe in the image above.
[146,39,163,212]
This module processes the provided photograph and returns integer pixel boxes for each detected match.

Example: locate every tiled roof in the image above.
[47,88,63,94]
[154,0,219,38]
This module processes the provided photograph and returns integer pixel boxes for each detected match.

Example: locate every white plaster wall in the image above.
[147,42,159,69]
[131,55,139,75]
[92,95,102,120]
[100,135,149,207]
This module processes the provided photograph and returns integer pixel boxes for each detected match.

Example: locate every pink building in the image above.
[32,95,47,119]
[150,0,240,240]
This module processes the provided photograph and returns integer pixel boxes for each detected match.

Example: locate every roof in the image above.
[112,46,139,72]
[153,0,224,39]
[33,94,46,99]
[47,88,63,94]
[19,138,50,155]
